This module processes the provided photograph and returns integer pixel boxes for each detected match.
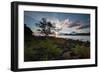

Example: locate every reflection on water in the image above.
[57,35,90,42]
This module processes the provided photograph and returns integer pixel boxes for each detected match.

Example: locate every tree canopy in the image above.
[36,18,55,36]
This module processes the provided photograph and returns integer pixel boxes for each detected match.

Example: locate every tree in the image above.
[24,24,33,37]
[36,18,55,36]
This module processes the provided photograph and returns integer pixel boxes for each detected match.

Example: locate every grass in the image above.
[24,36,90,61]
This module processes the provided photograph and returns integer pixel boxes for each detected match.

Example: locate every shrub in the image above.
[72,44,90,58]
[24,39,62,61]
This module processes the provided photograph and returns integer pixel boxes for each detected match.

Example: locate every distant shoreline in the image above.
[59,34,90,36]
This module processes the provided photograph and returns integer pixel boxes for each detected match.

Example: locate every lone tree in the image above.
[36,18,55,36]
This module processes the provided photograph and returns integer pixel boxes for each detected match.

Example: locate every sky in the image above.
[24,11,90,34]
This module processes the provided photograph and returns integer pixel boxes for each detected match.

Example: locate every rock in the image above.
[62,51,72,59]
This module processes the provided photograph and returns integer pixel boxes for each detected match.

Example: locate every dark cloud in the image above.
[67,21,81,28]
[66,20,90,30]
[77,24,90,29]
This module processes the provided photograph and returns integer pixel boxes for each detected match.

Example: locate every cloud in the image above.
[62,20,81,28]
[63,19,71,25]
[61,19,72,28]
[62,19,90,30]
[36,17,90,30]
[77,24,90,29]
[68,21,81,28]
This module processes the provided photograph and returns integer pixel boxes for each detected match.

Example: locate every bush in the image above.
[24,38,62,61]
[72,44,90,58]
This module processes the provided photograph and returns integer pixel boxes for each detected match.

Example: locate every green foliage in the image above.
[72,44,90,58]
[39,39,62,57]
[24,38,62,61]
